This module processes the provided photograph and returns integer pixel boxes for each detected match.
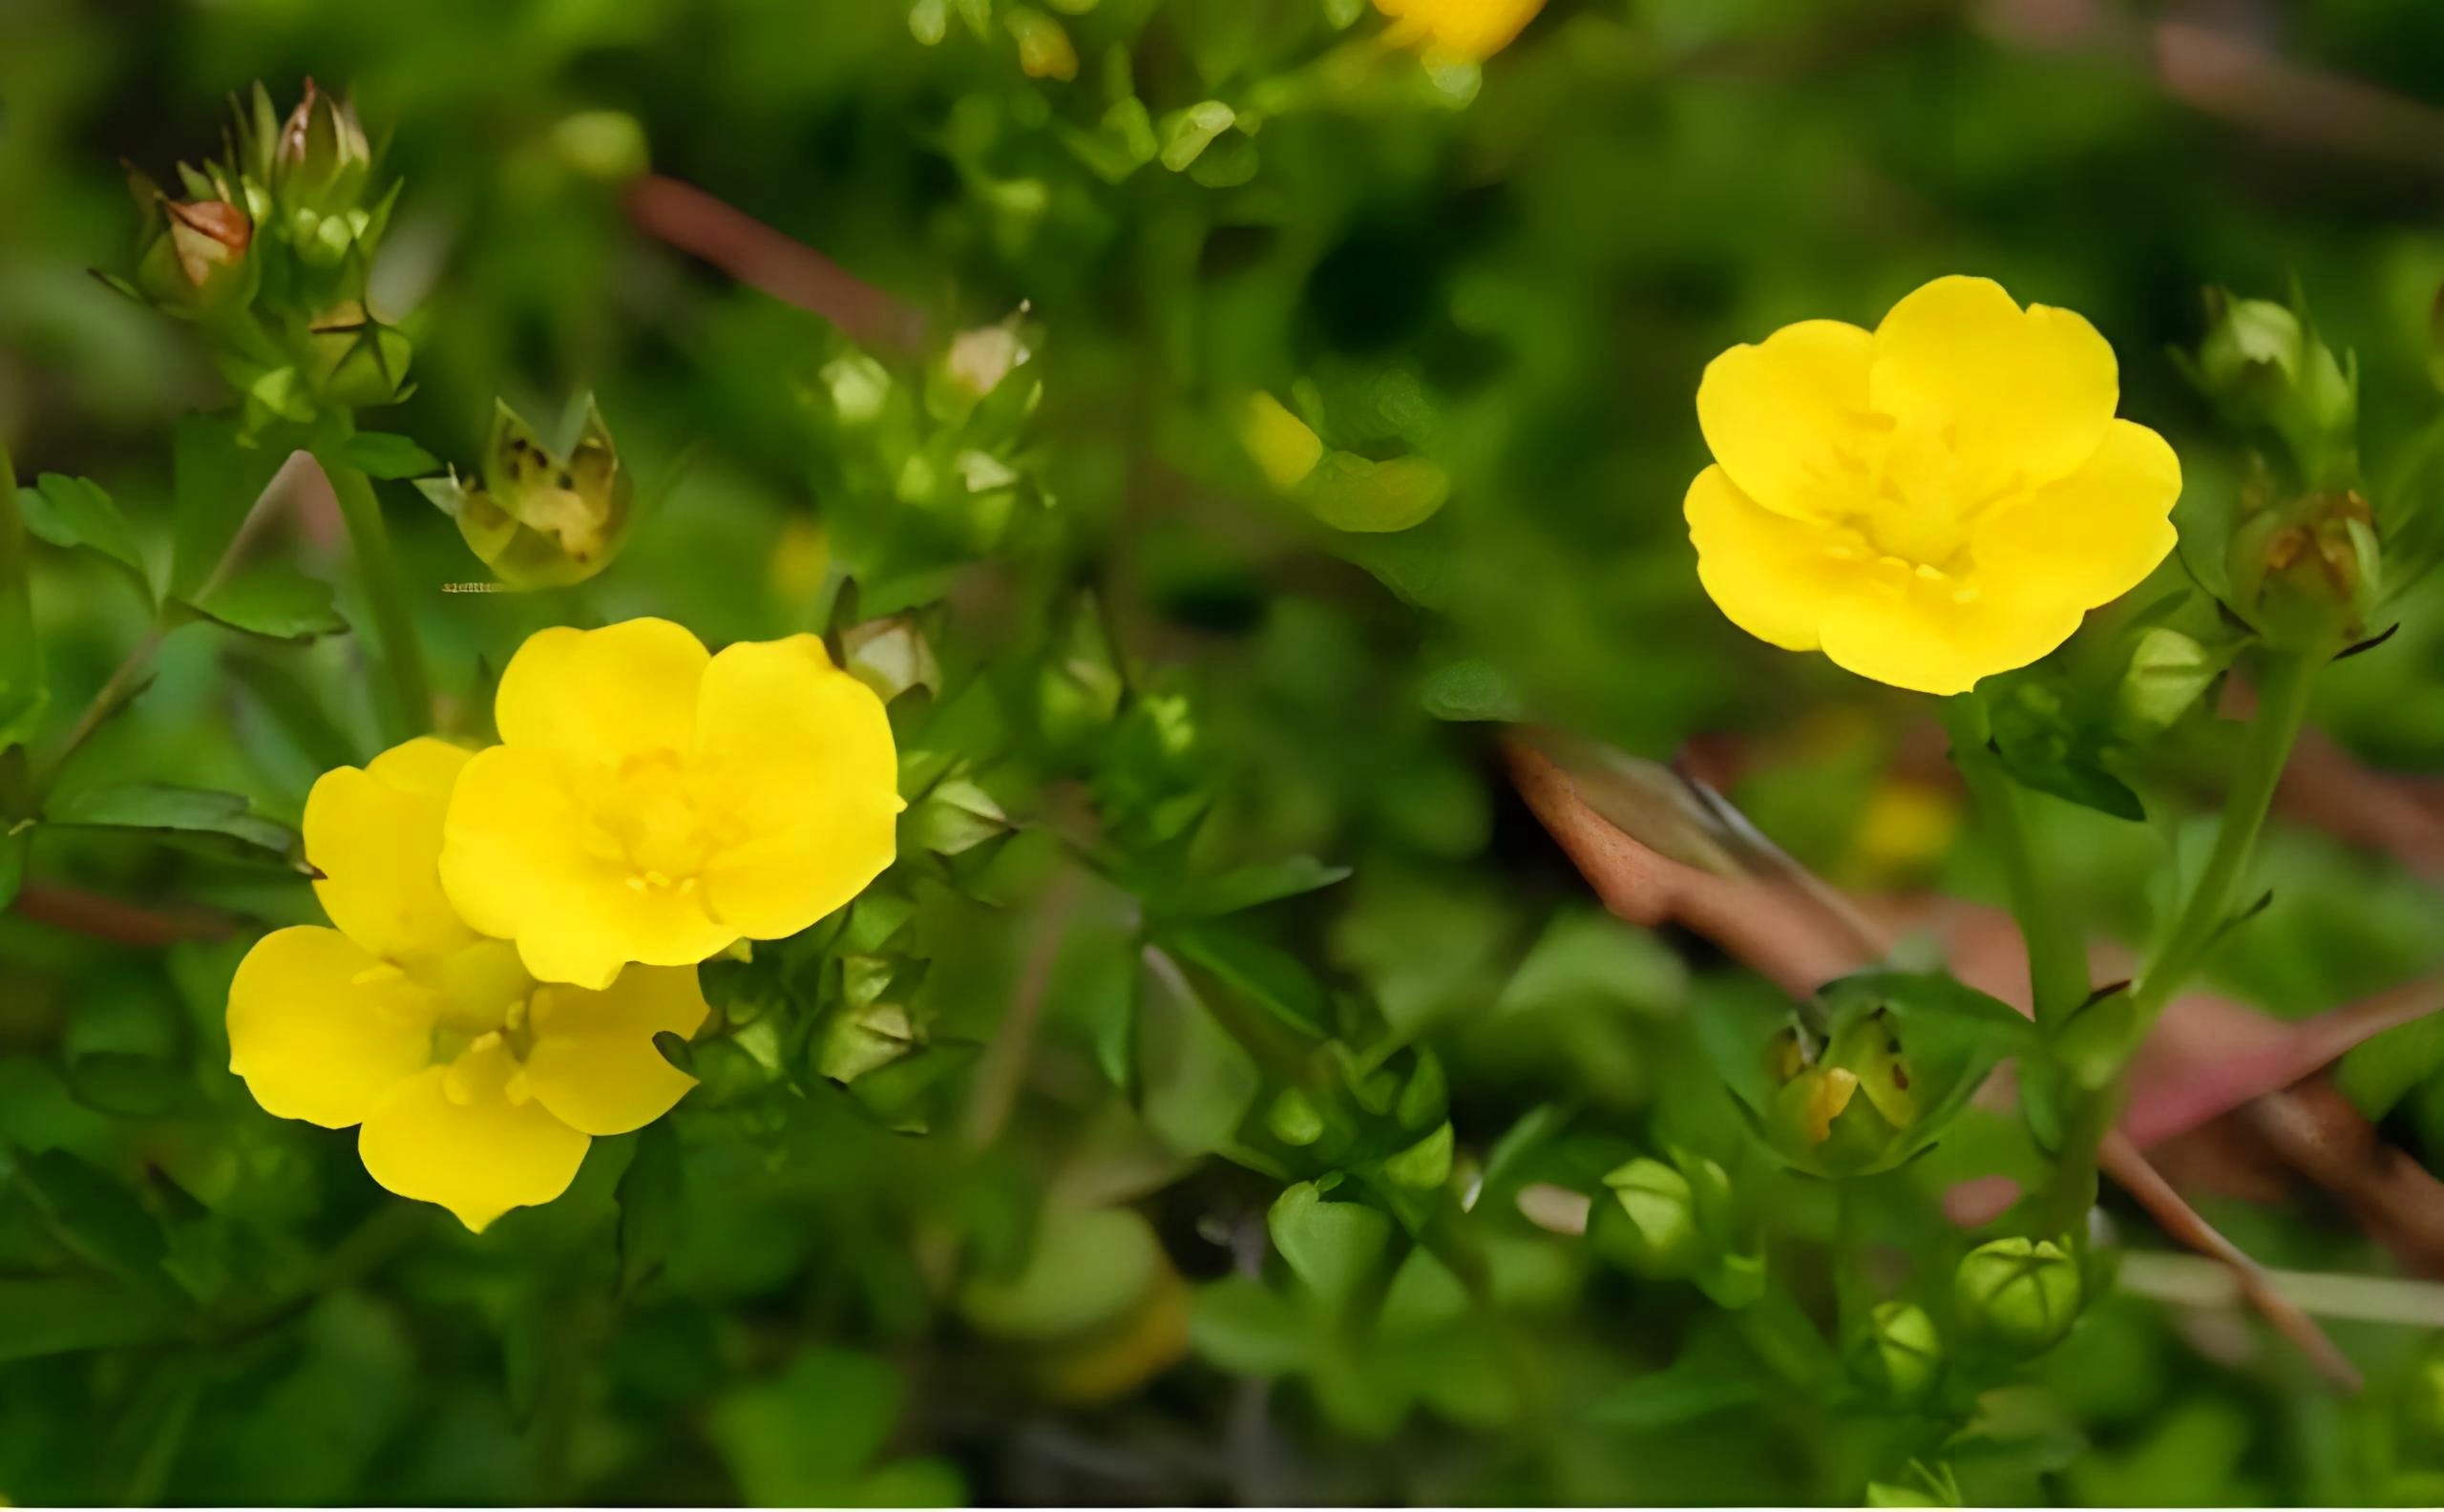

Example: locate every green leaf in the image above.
[21,474,150,591]
[169,413,294,600]
[1299,452,1450,534]
[1134,946,1261,1156]
[707,1349,906,1504]
[1267,1181,1396,1314]
[6,1149,174,1297]
[616,1122,684,1298]
[0,824,26,913]
[1583,1359,1761,1428]
[1164,924,1332,1040]
[1188,1274,1310,1376]
[959,1207,1164,1341]
[1154,855,1351,919]
[0,1275,174,1361]
[186,563,347,641]
[1417,658,1523,723]
[45,782,299,861]
[338,431,441,481]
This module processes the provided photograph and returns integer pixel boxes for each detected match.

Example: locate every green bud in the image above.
[1847,1301,1942,1404]
[420,398,633,588]
[2189,288,2358,489]
[307,301,415,410]
[273,78,373,222]
[1953,1237,2082,1354]
[841,615,942,704]
[1588,1157,1702,1279]
[2226,488,2382,654]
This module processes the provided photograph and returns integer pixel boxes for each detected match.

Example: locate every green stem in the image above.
[2127,649,2321,1032]
[0,440,41,764]
[1942,695,2089,1031]
[312,431,432,743]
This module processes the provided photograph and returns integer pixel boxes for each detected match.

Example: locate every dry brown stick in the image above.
[1505,734,2362,1386]
[11,881,239,947]
[963,866,1084,1150]
[624,174,931,356]
[2243,1079,2444,1280]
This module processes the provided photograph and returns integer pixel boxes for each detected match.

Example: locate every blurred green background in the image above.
[9,0,2444,1503]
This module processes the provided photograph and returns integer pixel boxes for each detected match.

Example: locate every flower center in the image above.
[390,939,547,1104]
[1829,410,2004,577]
[572,749,731,889]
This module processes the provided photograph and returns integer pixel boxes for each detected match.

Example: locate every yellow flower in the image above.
[227,738,709,1231]
[1685,275,2181,696]
[439,618,901,990]
[1375,0,1546,64]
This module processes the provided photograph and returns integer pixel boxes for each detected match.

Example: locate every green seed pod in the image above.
[1954,1237,2082,1355]
[1588,1157,1702,1280]
[420,398,633,589]
[1847,1300,1942,1405]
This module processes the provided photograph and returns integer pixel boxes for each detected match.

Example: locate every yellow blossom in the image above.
[439,618,901,990]
[227,738,709,1231]
[1375,0,1546,65]
[1685,275,2181,695]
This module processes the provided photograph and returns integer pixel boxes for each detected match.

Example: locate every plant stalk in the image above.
[312,431,432,743]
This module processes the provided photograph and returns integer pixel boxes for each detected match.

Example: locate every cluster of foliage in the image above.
[11,0,2444,1504]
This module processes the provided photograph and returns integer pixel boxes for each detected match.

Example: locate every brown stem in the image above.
[962,866,1083,1150]
[11,881,239,947]
[623,174,931,356]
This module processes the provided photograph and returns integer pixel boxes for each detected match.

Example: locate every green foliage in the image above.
[7,0,2444,1503]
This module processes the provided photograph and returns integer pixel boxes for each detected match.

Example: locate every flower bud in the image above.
[123,171,256,316]
[2188,288,2358,489]
[273,78,373,220]
[307,301,414,410]
[1765,1009,1921,1177]
[1846,1300,1942,1404]
[2226,488,2382,655]
[2116,626,2222,737]
[418,398,633,589]
[1588,1158,1702,1279]
[1953,1237,2081,1355]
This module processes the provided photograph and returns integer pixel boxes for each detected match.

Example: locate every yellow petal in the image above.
[495,618,710,766]
[305,737,477,964]
[226,926,435,1129]
[1971,419,2181,609]
[439,745,733,989]
[693,636,901,941]
[525,966,709,1136]
[1684,466,1854,652]
[357,1034,589,1231]
[1696,319,1875,522]
[1819,574,2085,697]
[1869,276,2117,498]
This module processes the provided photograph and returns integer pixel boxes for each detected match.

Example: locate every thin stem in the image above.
[2129,649,2321,1030]
[1942,695,2089,1030]
[0,439,39,767]
[312,435,432,743]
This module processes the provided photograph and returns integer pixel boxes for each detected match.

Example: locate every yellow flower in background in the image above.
[1375,0,1546,65]
[440,619,902,990]
[227,739,709,1231]
[1685,276,2181,696]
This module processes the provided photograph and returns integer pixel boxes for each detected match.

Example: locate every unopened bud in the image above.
[275,78,373,214]
[124,171,255,316]
[1847,1301,1942,1404]
[2188,287,2358,489]
[419,398,632,589]
[1953,1236,2082,1354]
[2227,489,2382,654]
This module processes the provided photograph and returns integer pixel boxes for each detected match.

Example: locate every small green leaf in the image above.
[1165,924,1333,1040]
[1156,855,1351,919]
[1187,1274,1309,1376]
[45,782,299,861]
[21,474,150,589]
[0,1276,175,1361]
[1268,1182,1396,1314]
[1300,452,1449,533]
[616,1122,684,1298]
[338,431,442,480]
[1158,101,1235,172]
[187,563,348,641]
[1417,658,1523,723]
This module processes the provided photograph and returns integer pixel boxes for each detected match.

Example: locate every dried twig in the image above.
[11,882,239,947]
[624,174,931,356]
